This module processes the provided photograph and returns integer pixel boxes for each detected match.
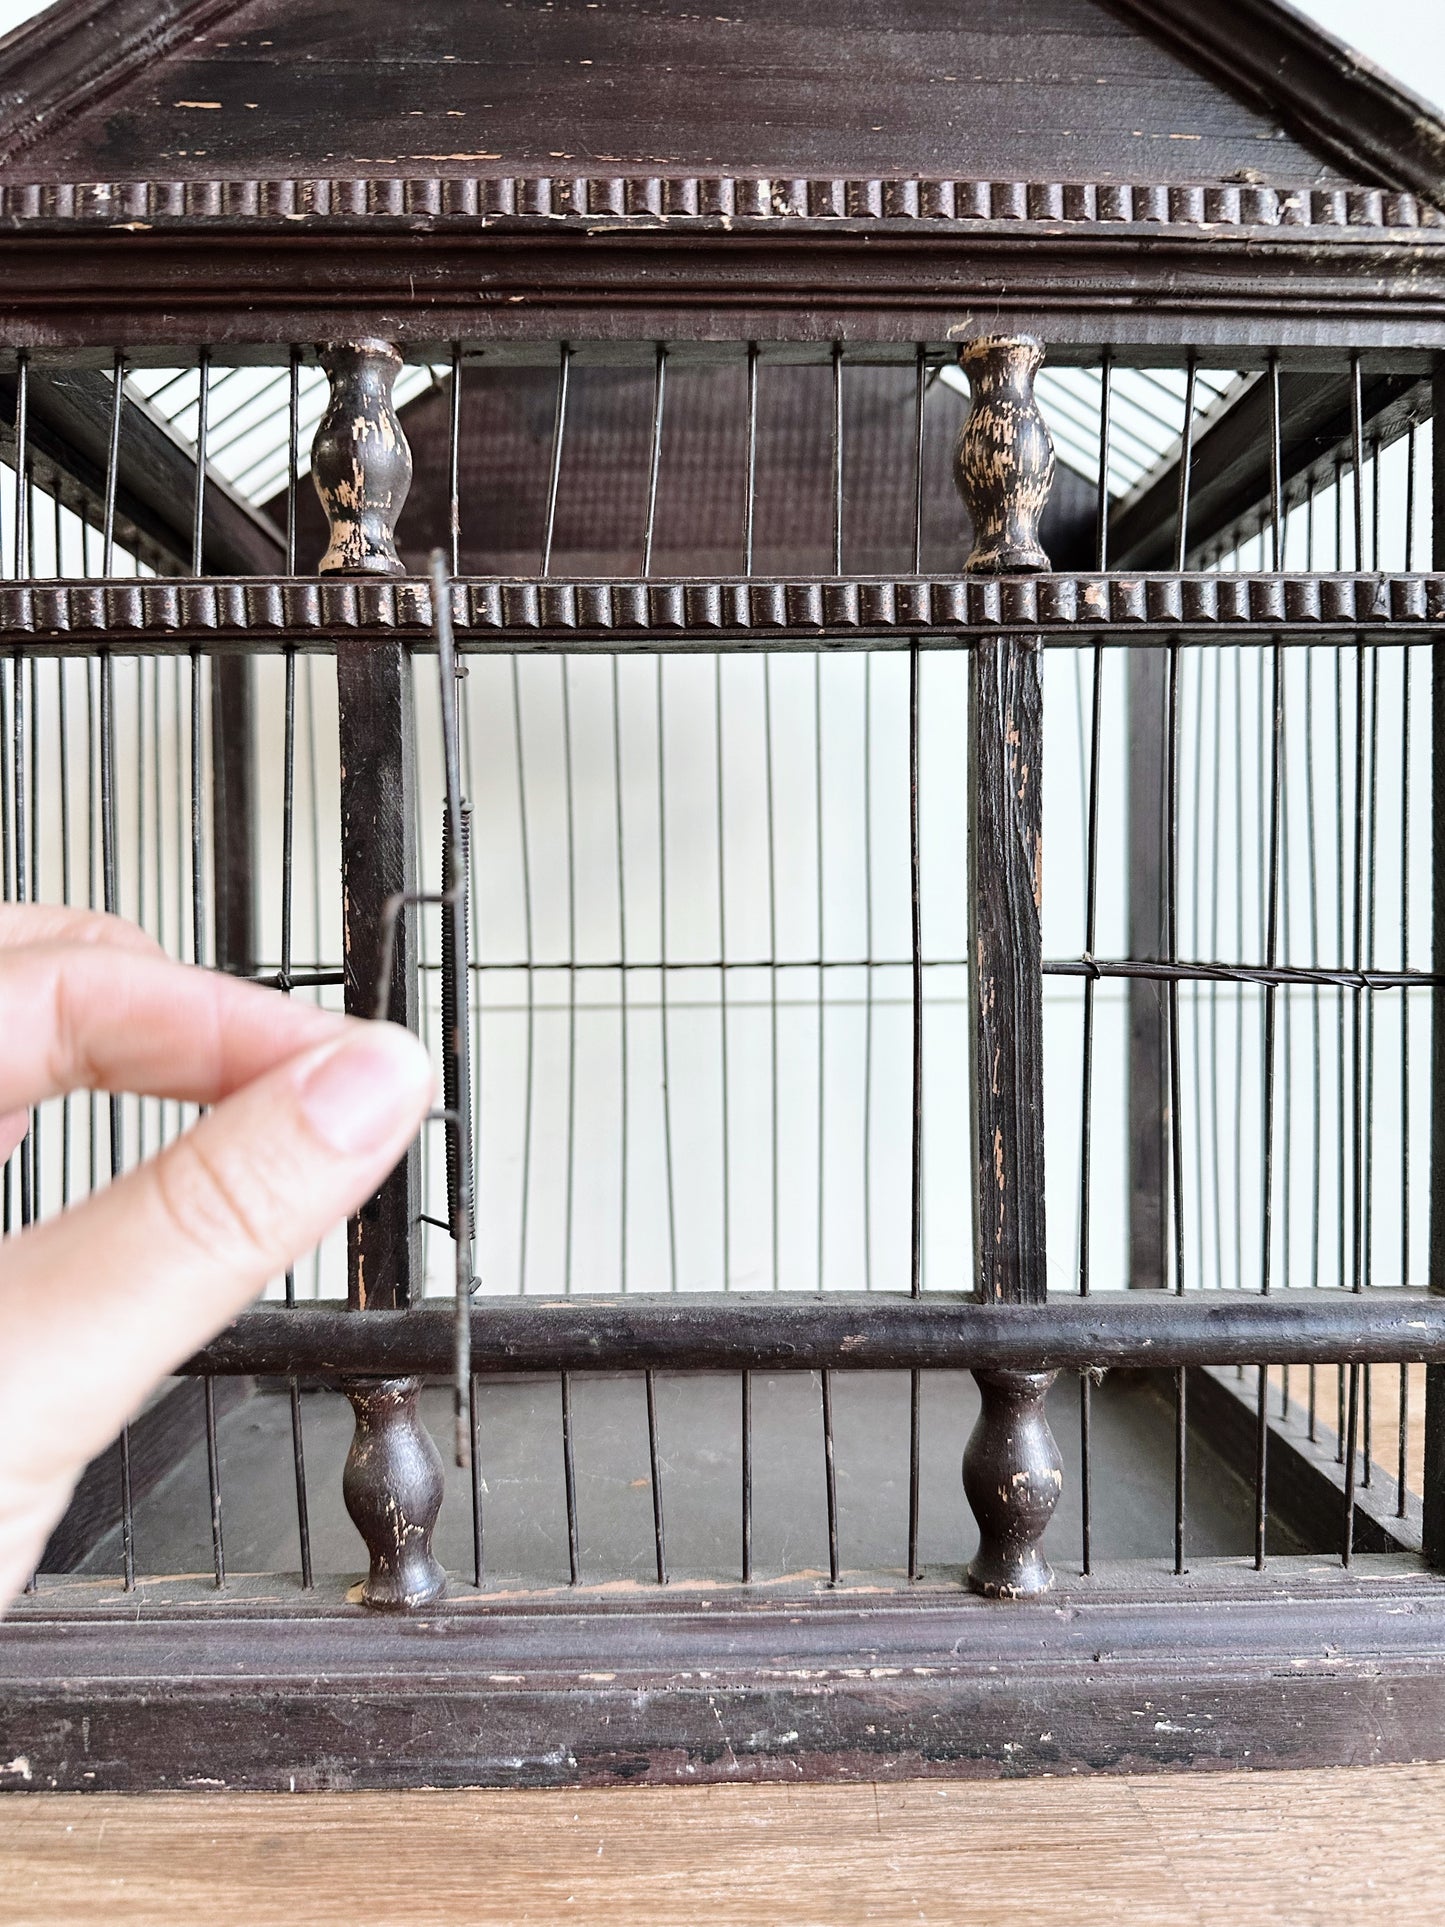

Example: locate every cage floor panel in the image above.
[65,1369,1307,1591]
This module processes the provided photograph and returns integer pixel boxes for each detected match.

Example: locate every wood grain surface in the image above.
[4,1768,1443,1925]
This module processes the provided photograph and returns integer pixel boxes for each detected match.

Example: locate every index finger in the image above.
[0,940,355,1112]
[0,904,162,956]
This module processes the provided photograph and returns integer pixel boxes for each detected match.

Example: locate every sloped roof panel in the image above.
[0,0,1348,190]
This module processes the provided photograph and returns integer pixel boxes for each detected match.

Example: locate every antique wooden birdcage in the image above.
[4,0,1445,1788]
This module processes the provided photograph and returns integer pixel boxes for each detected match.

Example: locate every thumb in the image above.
[0,1019,433,1573]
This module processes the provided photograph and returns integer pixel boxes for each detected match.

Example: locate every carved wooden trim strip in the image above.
[1,175,1439,233]
[0,573,1439,651]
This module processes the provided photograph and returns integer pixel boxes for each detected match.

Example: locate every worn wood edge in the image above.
[0,174,1436,232]
[9,1552,1436,1617]
[0,0,236,166]
[165,1292,1445,1382]
[6,235,1445,351]
[7,1573,1445,1787]
[1112,0,1445,205]
[0,572,1441,653]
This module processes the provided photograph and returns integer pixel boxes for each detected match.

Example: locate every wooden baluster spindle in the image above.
[316,340,436,1605]
[314,339,412,575]
[955,333,1055,575]
[957,332,1061,1598]
[343,1379,447,1610]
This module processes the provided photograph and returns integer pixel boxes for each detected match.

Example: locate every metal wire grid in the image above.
[118,346,1236,524]
[0,339,1435,1591]
[1048,356,1434,1575]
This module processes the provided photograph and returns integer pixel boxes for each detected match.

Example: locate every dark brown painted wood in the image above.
[323,338,420,1316]
[955,337,1056,574]
[0,247,1443,368]
[1127,649,1170,1290]
[963,1370,1063,1597]
[0,0,233,171]
[968,627,1047,1304]
[1,231,1443,356]
[2,571,1443,657]
[180,1290,1445,1381]
[342,1378,447,1610]
[957,335,1055,1591]
[8,1574,1445,1788]
[0,0,1348,191]
[961,339,1051,1307]
[209,653,254,976]
[337,634,419,1312]
[314,340,411,576]
[1112,0,1445,203]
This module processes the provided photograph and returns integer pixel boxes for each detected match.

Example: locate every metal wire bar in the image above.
[511,655,536,1293]
[561,1370,580,1585]
[822,1368,839,1586]
[743,343,758,576]
[432,553,476,1463]
[643,343,667,576]
[741,1367,753,1582]
[907,343,925,1581]
[611,654,629,1294]
[814,652,825,1296]
[541,342,571,577]
[470,1372,484,1587]
[561,656,578,1299]
[656,656,679,1292]
[1042,957,1438,991]
[286,347,300,577]
[1399,424,1417,1510]
[190,351,209,575]
[1077,345,1112,1575]
[1169,354,1196,1573]
[11,350,27,581]
[716,652,732,1290]
[646,1369,667,1585]
[1254,356,1285,1565]
[831,341,844,576]
[1343,354,1367,1562]
[449,341,463,577]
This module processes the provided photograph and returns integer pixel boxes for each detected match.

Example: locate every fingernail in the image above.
[298,1025,433,1156]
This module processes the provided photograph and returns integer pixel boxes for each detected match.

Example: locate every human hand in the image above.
[0,904,434,1608]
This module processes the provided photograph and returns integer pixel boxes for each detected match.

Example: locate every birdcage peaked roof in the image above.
[0,0,1439,233]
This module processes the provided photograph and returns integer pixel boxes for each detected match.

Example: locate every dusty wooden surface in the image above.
[4,1769,1444,1924]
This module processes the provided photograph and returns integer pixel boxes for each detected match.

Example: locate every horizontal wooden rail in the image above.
[0,571,1442,654]
[184,1288,1445,1379]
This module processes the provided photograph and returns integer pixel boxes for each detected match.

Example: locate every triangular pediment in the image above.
[0,0,1397,196]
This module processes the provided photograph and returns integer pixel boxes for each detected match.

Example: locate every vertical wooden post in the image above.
[955,334,1062,1597]
[210,657,256,977]
[1423,359,1445,1567]
[314,340,439,1604]
[1126,651,1171,1289]
[343,1378,446,1609]
[315,338,420,1314]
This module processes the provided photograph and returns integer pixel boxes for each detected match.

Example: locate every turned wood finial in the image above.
[962,1369,1062,1598]
[343,1377,447,1610]
[954,334,1056,574]
[314,340,412,575]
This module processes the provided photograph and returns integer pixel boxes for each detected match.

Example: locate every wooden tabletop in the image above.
[4,1766,1441,1925]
